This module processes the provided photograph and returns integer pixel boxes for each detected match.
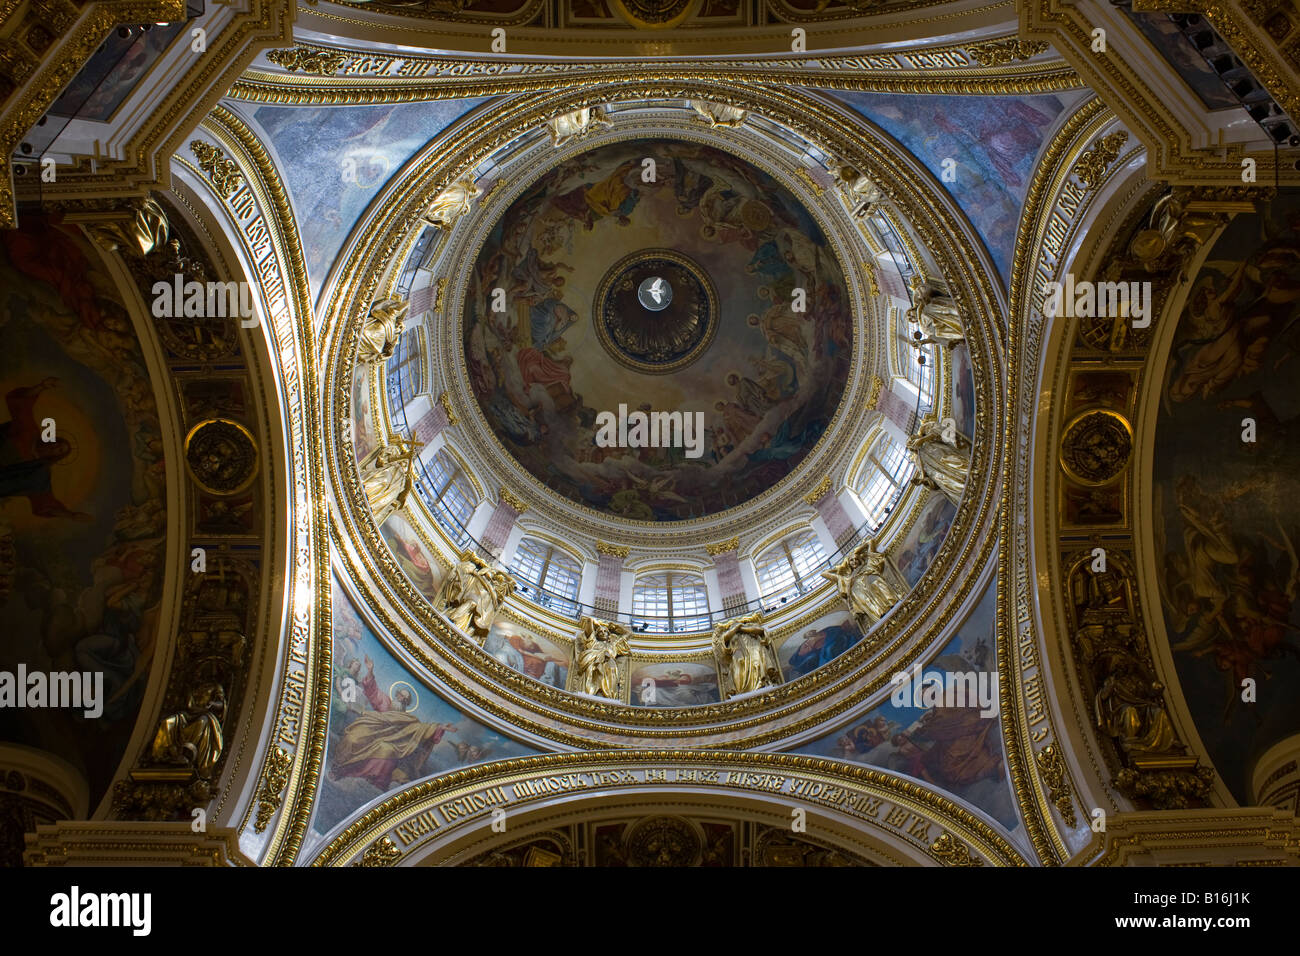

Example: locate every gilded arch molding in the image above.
[310,751,1028,866]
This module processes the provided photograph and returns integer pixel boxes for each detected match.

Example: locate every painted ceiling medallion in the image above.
[462,137,853,521]
[595,249,717,373]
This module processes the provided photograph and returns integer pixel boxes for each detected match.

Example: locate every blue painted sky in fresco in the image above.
[311,575,535,839]
[793,575,1022,839]
[831,91,1089,288]
[246,98,489,298]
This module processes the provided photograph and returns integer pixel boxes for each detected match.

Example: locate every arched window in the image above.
[508,537,581,616]
[418,449,475,545]
[632,571,711,634]
[755,530,827,605]
[895,326,935,415]
[856,434,916,529]
[386,328,423,408]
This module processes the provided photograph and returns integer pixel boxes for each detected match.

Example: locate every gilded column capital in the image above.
[803,474,834,504]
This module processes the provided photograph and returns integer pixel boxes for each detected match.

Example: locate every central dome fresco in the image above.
[463,138,854,520]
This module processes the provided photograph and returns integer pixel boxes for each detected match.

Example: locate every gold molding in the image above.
[803,475,834,504]
[595,541,630,557]
[498,487,529,513]
[436,390,459,425]
[705,537,740,556]
[310,750,1026,868]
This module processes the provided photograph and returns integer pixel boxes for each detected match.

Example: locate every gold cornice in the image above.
[0,0,186,227]
[1133,0,1299,118]
[3,1,294,226]
[228,50,1081,107]
[436,390,458,425]
[803,475,834,504]
[1021,0,1299,184]
[498,487,528,513]
[595,541,630,557]
[705,537,740,556]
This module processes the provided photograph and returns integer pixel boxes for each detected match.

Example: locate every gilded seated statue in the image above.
[358,297,408,364]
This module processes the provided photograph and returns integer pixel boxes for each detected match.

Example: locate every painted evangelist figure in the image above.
[1152,190,1300,803]
[462,139,852,520]
[317,579,535,836]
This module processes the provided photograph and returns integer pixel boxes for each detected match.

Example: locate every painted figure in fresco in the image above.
[384,520,440,599]
[0,380,91,521]
[891,707,1003,789]
[835,715,899,758]
[635,668,716,707]
[1162,475,1300,717]
[329,656,457,791]
[483,629,568,688]
[787,622,860,678]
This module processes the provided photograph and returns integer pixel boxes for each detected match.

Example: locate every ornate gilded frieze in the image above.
[311,751,1026,867]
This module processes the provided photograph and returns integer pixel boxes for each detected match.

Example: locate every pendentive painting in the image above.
[1152,190,1300,802]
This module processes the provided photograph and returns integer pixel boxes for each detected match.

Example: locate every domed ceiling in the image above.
[462,138,853,520]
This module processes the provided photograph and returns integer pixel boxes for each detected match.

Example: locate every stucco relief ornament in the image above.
[832,163,883,218]
[907,413,970,506]
[573,616,632,699]
[713,612,781,699]
[435,550,516,641]
[906,274,965,350]
[361,436,422,526]
[821,537,902,632]
[688,99,748,128]
[358,297,408,364]
[421,176,481,229]
[545,105,611,148]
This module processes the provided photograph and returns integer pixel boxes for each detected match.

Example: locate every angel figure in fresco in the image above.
[1162,476,1300,720]
[0,380,92,522]
[329,656,458,791]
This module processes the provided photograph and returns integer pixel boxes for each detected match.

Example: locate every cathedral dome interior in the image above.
[2,0,1300,900]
